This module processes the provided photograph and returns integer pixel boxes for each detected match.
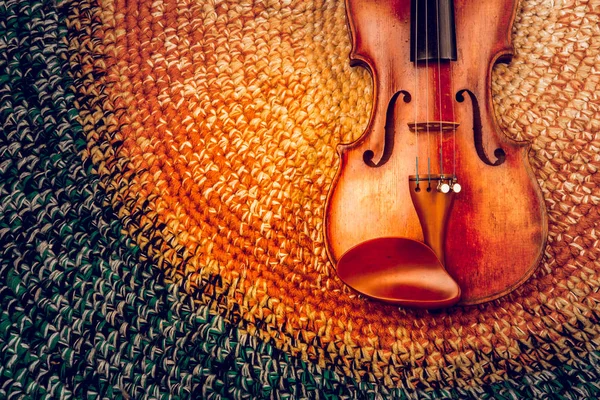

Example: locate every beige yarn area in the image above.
[93,0,600,387]
[498,0,600,288]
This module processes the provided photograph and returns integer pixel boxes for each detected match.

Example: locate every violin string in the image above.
[447,3,457,180]
[436,0,444,178]
[425,0,431,188]
[450,58,457,179]
[414,0,419,186]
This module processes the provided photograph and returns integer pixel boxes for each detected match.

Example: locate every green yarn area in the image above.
[0,0,599,398]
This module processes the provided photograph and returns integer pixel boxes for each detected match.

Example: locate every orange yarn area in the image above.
[81,0,600,387]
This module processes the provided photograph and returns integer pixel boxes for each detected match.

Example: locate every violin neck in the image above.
[410,0,457,63]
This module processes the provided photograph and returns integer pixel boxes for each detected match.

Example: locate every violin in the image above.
[324,0,547,307]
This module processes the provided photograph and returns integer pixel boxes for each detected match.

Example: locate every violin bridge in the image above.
[408,121,460,132]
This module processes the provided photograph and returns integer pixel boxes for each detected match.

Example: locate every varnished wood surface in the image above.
[324,0,548,305]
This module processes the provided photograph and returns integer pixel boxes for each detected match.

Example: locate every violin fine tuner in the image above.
[438,177,462,194]
[324,0,548,308]
[434,176,458,194]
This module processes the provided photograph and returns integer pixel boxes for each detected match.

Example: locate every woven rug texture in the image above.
[1,0,599,398]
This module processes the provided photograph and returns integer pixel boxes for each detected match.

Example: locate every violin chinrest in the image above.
[337,237,461,308]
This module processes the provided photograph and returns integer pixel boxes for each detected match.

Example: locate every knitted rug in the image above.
[1,0,599,398]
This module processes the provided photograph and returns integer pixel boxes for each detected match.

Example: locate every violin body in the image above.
[324,0,547,305]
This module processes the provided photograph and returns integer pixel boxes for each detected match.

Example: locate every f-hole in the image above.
[364,90,411,168]
[456,89,505,166]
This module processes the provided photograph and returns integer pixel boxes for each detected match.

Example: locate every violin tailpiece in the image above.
[408,175,456,265]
